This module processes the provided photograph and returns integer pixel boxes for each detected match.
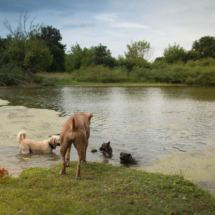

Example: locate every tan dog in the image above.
[0,167,9,178]
[17,130,60,154]
[59,112,93,179]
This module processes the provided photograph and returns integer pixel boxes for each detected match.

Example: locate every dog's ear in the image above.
[87,112,93,123]
[107,141,110,146]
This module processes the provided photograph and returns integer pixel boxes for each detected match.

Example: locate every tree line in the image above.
[0,12,215,86]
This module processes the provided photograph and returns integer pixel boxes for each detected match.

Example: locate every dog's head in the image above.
[86,112,93,124]
[120,152,132,163]
[49,135,60,149]
[0,167,9,178]
[99,141,112,156]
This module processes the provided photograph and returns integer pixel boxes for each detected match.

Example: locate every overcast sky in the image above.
[0,0,215,61]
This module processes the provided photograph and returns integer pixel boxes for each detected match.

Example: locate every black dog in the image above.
[99,141,112,157]
[120,152,137,165]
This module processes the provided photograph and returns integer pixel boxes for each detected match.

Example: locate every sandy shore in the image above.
[136,146,215,196]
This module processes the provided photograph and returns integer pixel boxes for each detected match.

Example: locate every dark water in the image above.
[1,86,215,176]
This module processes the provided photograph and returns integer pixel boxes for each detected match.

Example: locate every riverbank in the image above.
[36,72,194,87]
[137,146,215,196]
[1,162,215,214]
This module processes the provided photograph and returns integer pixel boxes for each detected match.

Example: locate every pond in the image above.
[0,86,215,194]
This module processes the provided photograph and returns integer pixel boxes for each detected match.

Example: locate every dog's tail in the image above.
[17,130,26,144]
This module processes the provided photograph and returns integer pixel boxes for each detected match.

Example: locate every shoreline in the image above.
[136,146,215,196]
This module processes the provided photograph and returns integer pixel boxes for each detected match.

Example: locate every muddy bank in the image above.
[136,146,215,196]
[0,105,66,146]
[0,102,67,177]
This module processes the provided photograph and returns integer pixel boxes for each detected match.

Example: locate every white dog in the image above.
[17,130,60,154]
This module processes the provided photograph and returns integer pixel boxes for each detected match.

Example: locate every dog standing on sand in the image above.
[59,112,93,179]
[17,130,60,154]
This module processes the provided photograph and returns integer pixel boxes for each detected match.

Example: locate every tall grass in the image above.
[36,58,215,86]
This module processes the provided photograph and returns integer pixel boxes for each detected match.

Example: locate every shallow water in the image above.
[1,86,215,193]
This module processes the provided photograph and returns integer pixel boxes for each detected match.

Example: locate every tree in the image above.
[163,43,187,64]
[23,39,53,72]
[124,40,154,61]
[91,44,115,67]
[3,11,53,73]
[154,57,163,63]
[192,36,215,58]
[185,50,201,62]
[0,11,53,86]
[39,25,66,72]
[65,43,93,72]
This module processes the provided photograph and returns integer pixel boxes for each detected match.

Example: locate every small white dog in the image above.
[17,130,60,154]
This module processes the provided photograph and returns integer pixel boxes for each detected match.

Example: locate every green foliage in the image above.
[0,65,23,86]
[72,66,129,83]
[154,57,164,62]
[192,36,215,58]
[3,35,53,73]
[39,25,66,72]
[92,43,116,67]
[40,58,215,86]
[123,58,151,72]
[65,43,116,72]
[24,40,53,73]
[125,40,153,61]
[66,43,93,72]
[163,43,187,64]
[186,50,201,62]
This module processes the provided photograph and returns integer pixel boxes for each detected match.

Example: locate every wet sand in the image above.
[0,105,66,146]
[136,146,215,196]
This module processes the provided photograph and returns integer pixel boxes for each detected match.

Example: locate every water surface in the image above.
[0,86,215,173]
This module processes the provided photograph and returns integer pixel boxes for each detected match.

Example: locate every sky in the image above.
[0,0,215,61]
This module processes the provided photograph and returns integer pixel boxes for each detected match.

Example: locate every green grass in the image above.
[37,58,215,86]
[1,162,215,214]
[36,72,188,87]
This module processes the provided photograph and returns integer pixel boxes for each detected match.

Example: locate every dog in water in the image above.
[59,112,93,179]
[120,152,137,165]
[99,141,112,157]
[17,130,60,154]
[0,167,9,178]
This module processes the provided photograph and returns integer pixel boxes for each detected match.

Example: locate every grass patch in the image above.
[0,162,215,214]
[36,72,189,87]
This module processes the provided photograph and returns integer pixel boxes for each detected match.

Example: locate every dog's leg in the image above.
[82,140,88,163]
[59,144,67,174]
[76,147,85,179]
[66,145,72,167]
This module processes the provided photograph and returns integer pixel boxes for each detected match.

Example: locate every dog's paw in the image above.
[59,170,66,174]
[76,177,81,180]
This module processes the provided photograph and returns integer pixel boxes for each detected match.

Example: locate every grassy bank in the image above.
[36,58,215,86]
[1,162,215,214]
[36,72,189,87]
